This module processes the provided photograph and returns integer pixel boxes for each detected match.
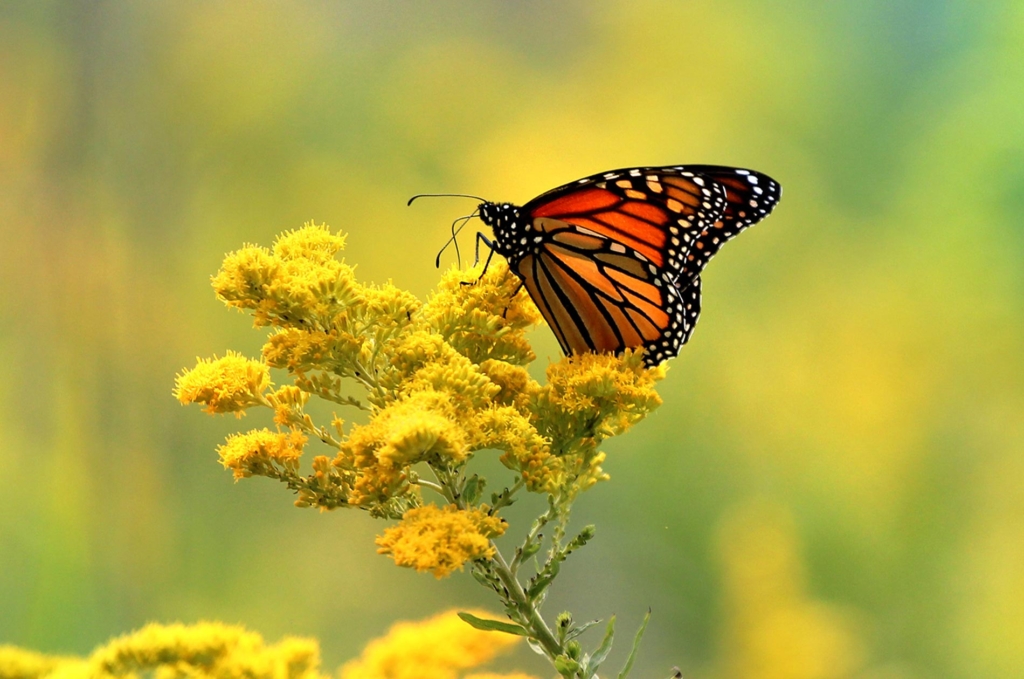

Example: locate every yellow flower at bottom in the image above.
[0,622,324,679]
[375,505,506,578]
[92,622,322,679]
[0,615,538,679]
[340,609,533,679]
[0,646,81,679]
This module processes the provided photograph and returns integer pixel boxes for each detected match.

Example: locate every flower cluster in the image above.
[175,223,663,551]
[174,351,271,416]
[175,223,666,678]
[218,428,307,480]
[376,505,507,578]
[342,609,531,679]
[0,612,534,679]
[1,622,321,679]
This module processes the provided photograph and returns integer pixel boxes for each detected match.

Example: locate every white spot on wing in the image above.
[576,226,604,238]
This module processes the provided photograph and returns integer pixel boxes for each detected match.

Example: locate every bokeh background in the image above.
[2,1,1023,678]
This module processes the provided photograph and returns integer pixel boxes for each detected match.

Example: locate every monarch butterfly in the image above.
[415,165,781,366]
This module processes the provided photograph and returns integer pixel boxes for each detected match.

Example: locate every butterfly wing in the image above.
[521,166,728,279]
[514,217,702,365]
[674,165,782,285]
[510,164,778,365]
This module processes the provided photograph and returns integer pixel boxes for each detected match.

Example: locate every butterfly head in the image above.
[478,202,525,254]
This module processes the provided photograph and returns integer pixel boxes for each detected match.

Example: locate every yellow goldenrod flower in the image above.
[168,222,687,679]
[265,385,311,428]
[211,243,282,321]
[186,225,665,515]
[534,350,664,455]
[397,346,501,410]
[340,609,527,679]
[272,222,347,263]
[181,221,670,655]
[0,622,324,679]
[339,391,469,506]
[375,505,507,578]
[477,359,540,411]
[0,615,539,679]
[421,262,541,365]
[174,351,271,416]
[213,223,365,330]
[218,428,307,480]
[0,646,82,679]
[360,281,424,332]
[181,225,671,522]
[93,622,323,679]
[471,406,560,493]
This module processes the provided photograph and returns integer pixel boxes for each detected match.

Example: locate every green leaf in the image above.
[585,614,614,675]
[617,608,652,679]
[565,618,602,642]
[490,484,518,508]
[527,572,554,599]
[521,540,542,559]
[456,612,529,637]
[462,474,485,504]
[471,568,491,587]
[569,525,596,549]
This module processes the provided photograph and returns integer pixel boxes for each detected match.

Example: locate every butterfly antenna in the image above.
[451,211,479,267]
[408,193,487,206]
[434,211,478,268]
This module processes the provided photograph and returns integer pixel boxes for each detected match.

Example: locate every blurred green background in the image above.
[2,1,1023,678]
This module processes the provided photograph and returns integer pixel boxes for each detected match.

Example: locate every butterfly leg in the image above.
[501,279,525,319]
[475,232,497,268]
[459,233,498,286]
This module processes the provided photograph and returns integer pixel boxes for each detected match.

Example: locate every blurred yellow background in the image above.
[1,1,1022,678]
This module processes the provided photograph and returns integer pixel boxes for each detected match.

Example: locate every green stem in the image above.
[549,493,572,556]
[349,359,387,403]
[430,462,563,665]
[511,501,555,574]
[489,545,563,661]
[427,463,460,505]
[414,479,446,496]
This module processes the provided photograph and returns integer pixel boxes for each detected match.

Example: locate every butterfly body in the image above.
[475,165,781,366]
